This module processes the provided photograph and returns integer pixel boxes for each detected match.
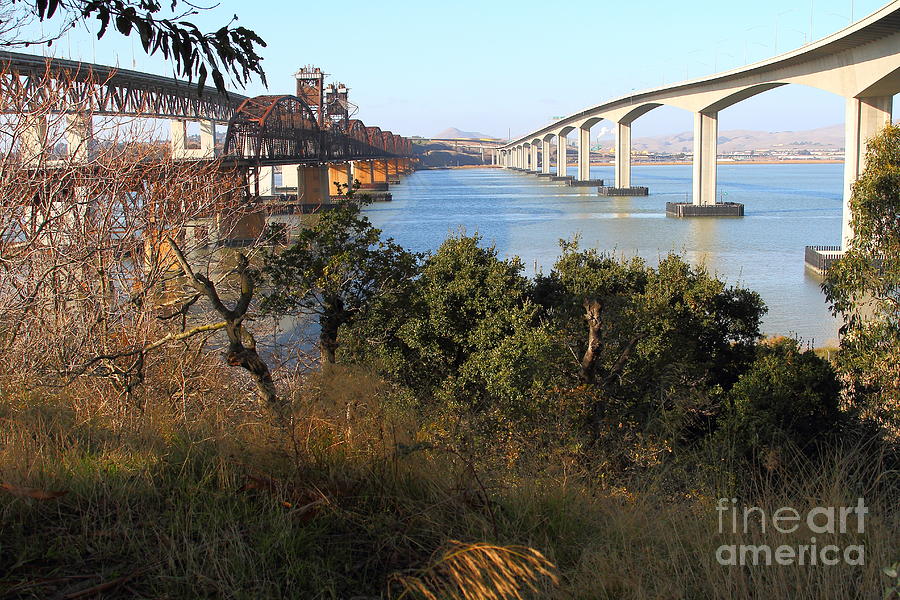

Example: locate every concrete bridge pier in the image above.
[65,113,93,162]
[553,133,571,181]
[170,119,216,160]
[354,160,388,192]
[568,125,604,187]
[19,114,48,166]
[283,165,330,205]
[842,95,892,247]
[540,139,552,175]
[666,110,742,216]
[329,163,352,196]
[597,121,648,197]
[387,159,400,184]
[693,110,717,206]
[529,143,538,173]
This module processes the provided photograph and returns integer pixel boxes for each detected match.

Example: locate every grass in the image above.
[1,367,898,599]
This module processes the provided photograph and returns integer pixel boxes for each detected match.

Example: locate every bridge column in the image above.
[374,160,389,184]
[614,121,632,188]
[692,110,718,206]
[577,126,591,181]
[65,113,93,162]
[665,110,741,215]
[530,143,538,173]
[329,163,352,196]
[842,95,892,248]
[556,134,567,178]
[285,166,330,204]
[170,119,216,159]
[257,166,276,196]
[387,159,399,183]
[20,114,48,166]
[541,139,551,174]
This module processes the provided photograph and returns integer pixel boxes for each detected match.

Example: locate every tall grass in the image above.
[1,366,897,599]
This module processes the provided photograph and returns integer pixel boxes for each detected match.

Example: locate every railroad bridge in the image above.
[1,52,413,208]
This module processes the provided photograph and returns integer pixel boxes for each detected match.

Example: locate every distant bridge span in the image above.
[499,0,900,247]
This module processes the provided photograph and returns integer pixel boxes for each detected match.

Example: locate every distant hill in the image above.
[432,127,499,140]
[595,123,846,153]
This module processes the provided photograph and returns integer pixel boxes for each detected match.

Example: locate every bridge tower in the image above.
[295,66,326,128]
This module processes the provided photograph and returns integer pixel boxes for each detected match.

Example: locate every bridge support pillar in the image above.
[257,166,276,196]
[692,110,718,206]
[842,95,892,248]
[577,126,591,181]
[65,113,93,162]
[541,139,551,174]
[554,134,570,180]
[354,160,373,185]
[20,114,48,166]
[388,159,400,182]
[170,119,216,159]
[284,166,330,205]
[329,163,352,196]
[615,121,632,188]
[667,110,741,216]
[374,160,389,184]
[529,143,538,173]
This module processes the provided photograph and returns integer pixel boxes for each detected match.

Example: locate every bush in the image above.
[724,337,843,460]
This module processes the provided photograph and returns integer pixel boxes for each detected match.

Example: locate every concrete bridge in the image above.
[498,0,900,250]
[1,53,414,204]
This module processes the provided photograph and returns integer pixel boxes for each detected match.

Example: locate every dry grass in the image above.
[0,366,898,599]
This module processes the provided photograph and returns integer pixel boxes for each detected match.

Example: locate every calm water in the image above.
[363,163,844,346]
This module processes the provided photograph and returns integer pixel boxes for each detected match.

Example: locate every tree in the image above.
[344,232,565,418]
[0,62,274,407]
[724,337,842,459]
[824,124,900,431]
[2,0,266,94]
[535,240,765,434]
[263,198,421,364]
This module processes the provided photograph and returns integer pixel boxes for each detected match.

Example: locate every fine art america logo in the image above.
[715,498,868,566]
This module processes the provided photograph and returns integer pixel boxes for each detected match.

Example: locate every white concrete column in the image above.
[170,120,188,157]
[518,145,524,168]
[556,133,567,177]
[541,138,551,174]
[615,121,632,188]
[530,143,538,172]
[522,144,529,170]
[199,120,215,158]
[20,114,48,166]
[842,95,892,247]
[257,166,275,196]
[578,126,591,181]
[66,113,93,162]
[692,110,718,206]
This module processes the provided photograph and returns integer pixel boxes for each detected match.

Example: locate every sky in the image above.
[24,0,897,139]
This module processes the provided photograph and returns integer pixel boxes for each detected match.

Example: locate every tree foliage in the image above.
[3,0,267,94]
[724,337,843,458]
[824,124,900,430]
[264,199,420,364]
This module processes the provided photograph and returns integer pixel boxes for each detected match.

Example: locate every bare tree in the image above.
[0,59,277,408]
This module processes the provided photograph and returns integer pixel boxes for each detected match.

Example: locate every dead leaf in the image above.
[0,481,68,500]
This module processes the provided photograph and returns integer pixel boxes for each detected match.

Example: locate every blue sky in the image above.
[32,0,895,139]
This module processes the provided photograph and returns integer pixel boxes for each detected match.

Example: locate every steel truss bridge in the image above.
[0,50,412,165]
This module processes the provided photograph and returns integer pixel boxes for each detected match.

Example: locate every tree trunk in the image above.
[319,298,349,364]
[580,299,603,384]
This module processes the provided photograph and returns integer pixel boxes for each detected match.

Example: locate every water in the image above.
[362,163,844,347]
